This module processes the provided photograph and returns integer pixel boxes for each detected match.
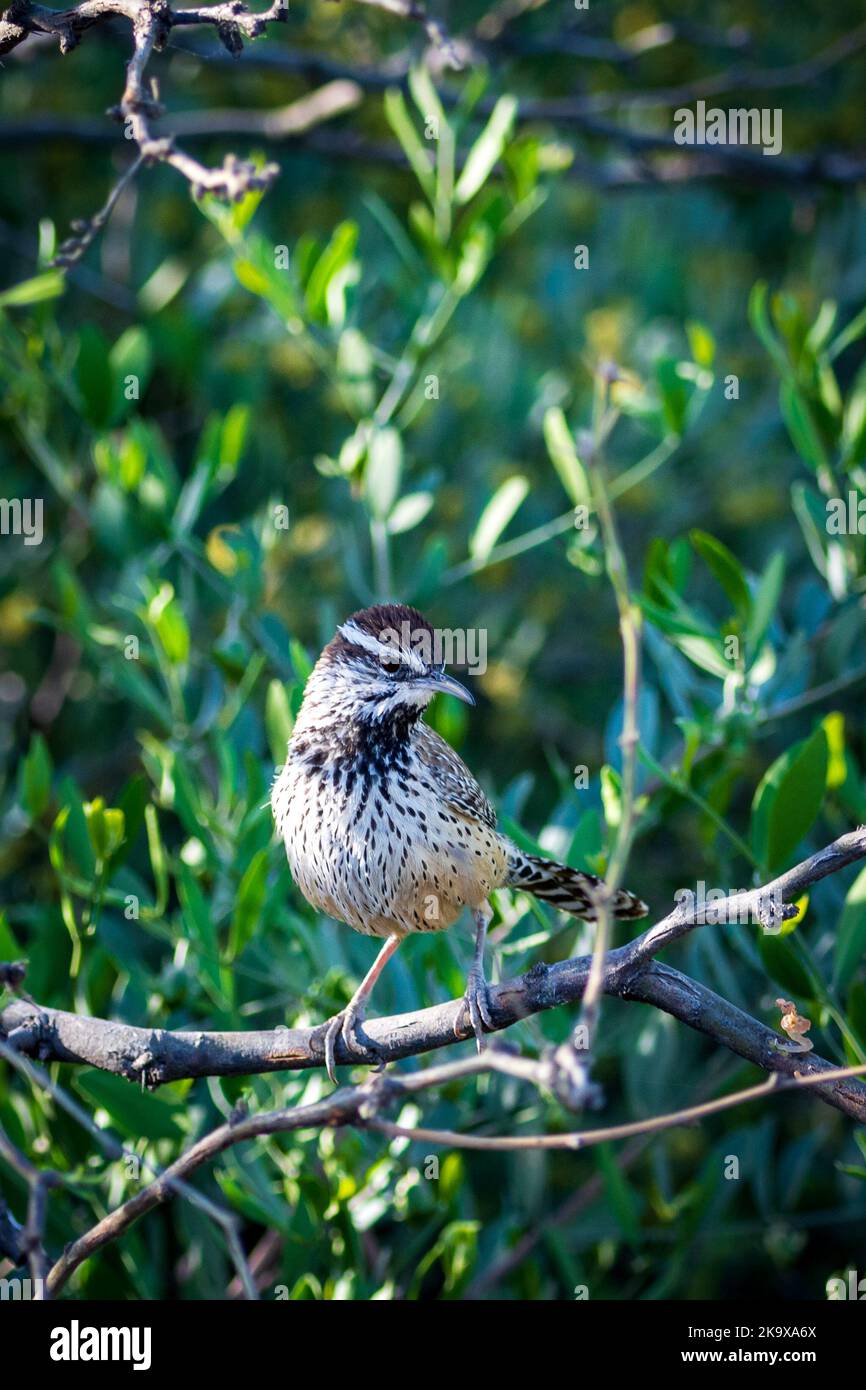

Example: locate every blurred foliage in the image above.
[2,0,866,1302]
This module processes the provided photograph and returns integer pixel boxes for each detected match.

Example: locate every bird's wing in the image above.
[415,724,498,829]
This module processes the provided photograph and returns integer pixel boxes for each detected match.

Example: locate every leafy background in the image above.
[1,0,866,1300]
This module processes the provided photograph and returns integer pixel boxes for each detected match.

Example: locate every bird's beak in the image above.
[418,671,476,706]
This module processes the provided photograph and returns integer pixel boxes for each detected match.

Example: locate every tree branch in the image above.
[0,1123,59,1292]
[4,830,866,1296]
[0,1037,258,1299]
[0,0,458,265]
[620,826,866,969]
[3,830,866,1121]
[39,1048,866,1296]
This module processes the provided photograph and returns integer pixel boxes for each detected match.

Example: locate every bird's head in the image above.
[299,603,474,730]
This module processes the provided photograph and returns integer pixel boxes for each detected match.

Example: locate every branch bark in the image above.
[0,0,457,265]
[40,1049,866,1296]
[3,830,866,1119]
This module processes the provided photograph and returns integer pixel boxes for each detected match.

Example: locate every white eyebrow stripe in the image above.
[338,622,388,657]
[337,621,428,673]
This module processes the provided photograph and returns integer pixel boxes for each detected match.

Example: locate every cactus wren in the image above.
[271,604,648,1081]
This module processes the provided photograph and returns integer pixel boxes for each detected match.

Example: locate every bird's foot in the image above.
[456,968,494,1052]
[321,1002,384,1085]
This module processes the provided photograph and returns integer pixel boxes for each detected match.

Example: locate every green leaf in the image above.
[74,323,114,429]
[289,638,313,684]
[749,280,790,378]
[469,476,529,561]
[363,428,403,520]
[846,981,866,1056]
[407,64,447,132]
[0,270,66,308]
[304,221,359,327]
[56,778,97,877]
[75,1069,185,1141]
[455,96,518,205]
[84,798,125,861]
[686,320,716,368]
[409,1220,479,1296]
[0,910,20,963]
[780,379,829,474]
[834,864,866,992]
[147,582,190,665]
[219,403,250,477]
[758,933,814,999]
[145,804,168,914]
[337,328,375,415]
[670,634,733,680]
[751,727,828,874]
[791,481,830,579]
[110,326,152,420]
[387,492,434,534]
[689,530,751,620]
[384,88,435,200]
[595,1143,640,1242]
[841,361,866,464]
[806,300,837,354]
[600,763,622,831]
[266,679,295,764]
[20,733,52,820]
[744,551,785,658]
[654,357,691,437]
[543,407,591,507]
[828,301,866,360]
[229,848,269,960]
[178,864,223,1002]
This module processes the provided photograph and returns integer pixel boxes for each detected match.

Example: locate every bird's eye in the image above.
[381,658,401,675]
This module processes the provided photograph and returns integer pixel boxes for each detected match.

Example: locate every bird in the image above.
[271,603,648,1082]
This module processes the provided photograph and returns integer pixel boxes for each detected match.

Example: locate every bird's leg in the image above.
[322,934,401,1085]
[457,903,494,1051]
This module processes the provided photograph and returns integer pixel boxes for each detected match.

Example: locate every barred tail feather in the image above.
[505,851,648,921]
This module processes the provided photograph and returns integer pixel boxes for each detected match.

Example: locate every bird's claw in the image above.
[322,1004,385,1085]
[457,969,494,1052]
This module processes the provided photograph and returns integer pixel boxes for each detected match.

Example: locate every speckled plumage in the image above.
[271,604,648,1076]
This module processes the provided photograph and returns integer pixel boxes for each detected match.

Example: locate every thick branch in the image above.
[4,951,865,1120]
[3,832,866,1120]
[3,831,866,1119]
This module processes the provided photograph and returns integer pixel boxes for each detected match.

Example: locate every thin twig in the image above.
[621,826,866,970]
[40,1051,866,1295]
[364,1062,866,1151]
[0,1038,258,1300]
[0,1123,59,1295]
[560,370,642,1105]
[0,0,457,262]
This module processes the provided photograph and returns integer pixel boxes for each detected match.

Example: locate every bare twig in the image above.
[0,0,459,60]
[0,1038,258,1300]
[364,1062,866,1151]
[550,18,866,115]
[620,827,866,970]
[4,830,866,1295]
[0,1123,59,1294]
[1,0,456,262]
[569,369,643,1093]
[39,1049,866,1295]
[0,1185,24,1267]
[49,1,282,266]
[5,8,866,220]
